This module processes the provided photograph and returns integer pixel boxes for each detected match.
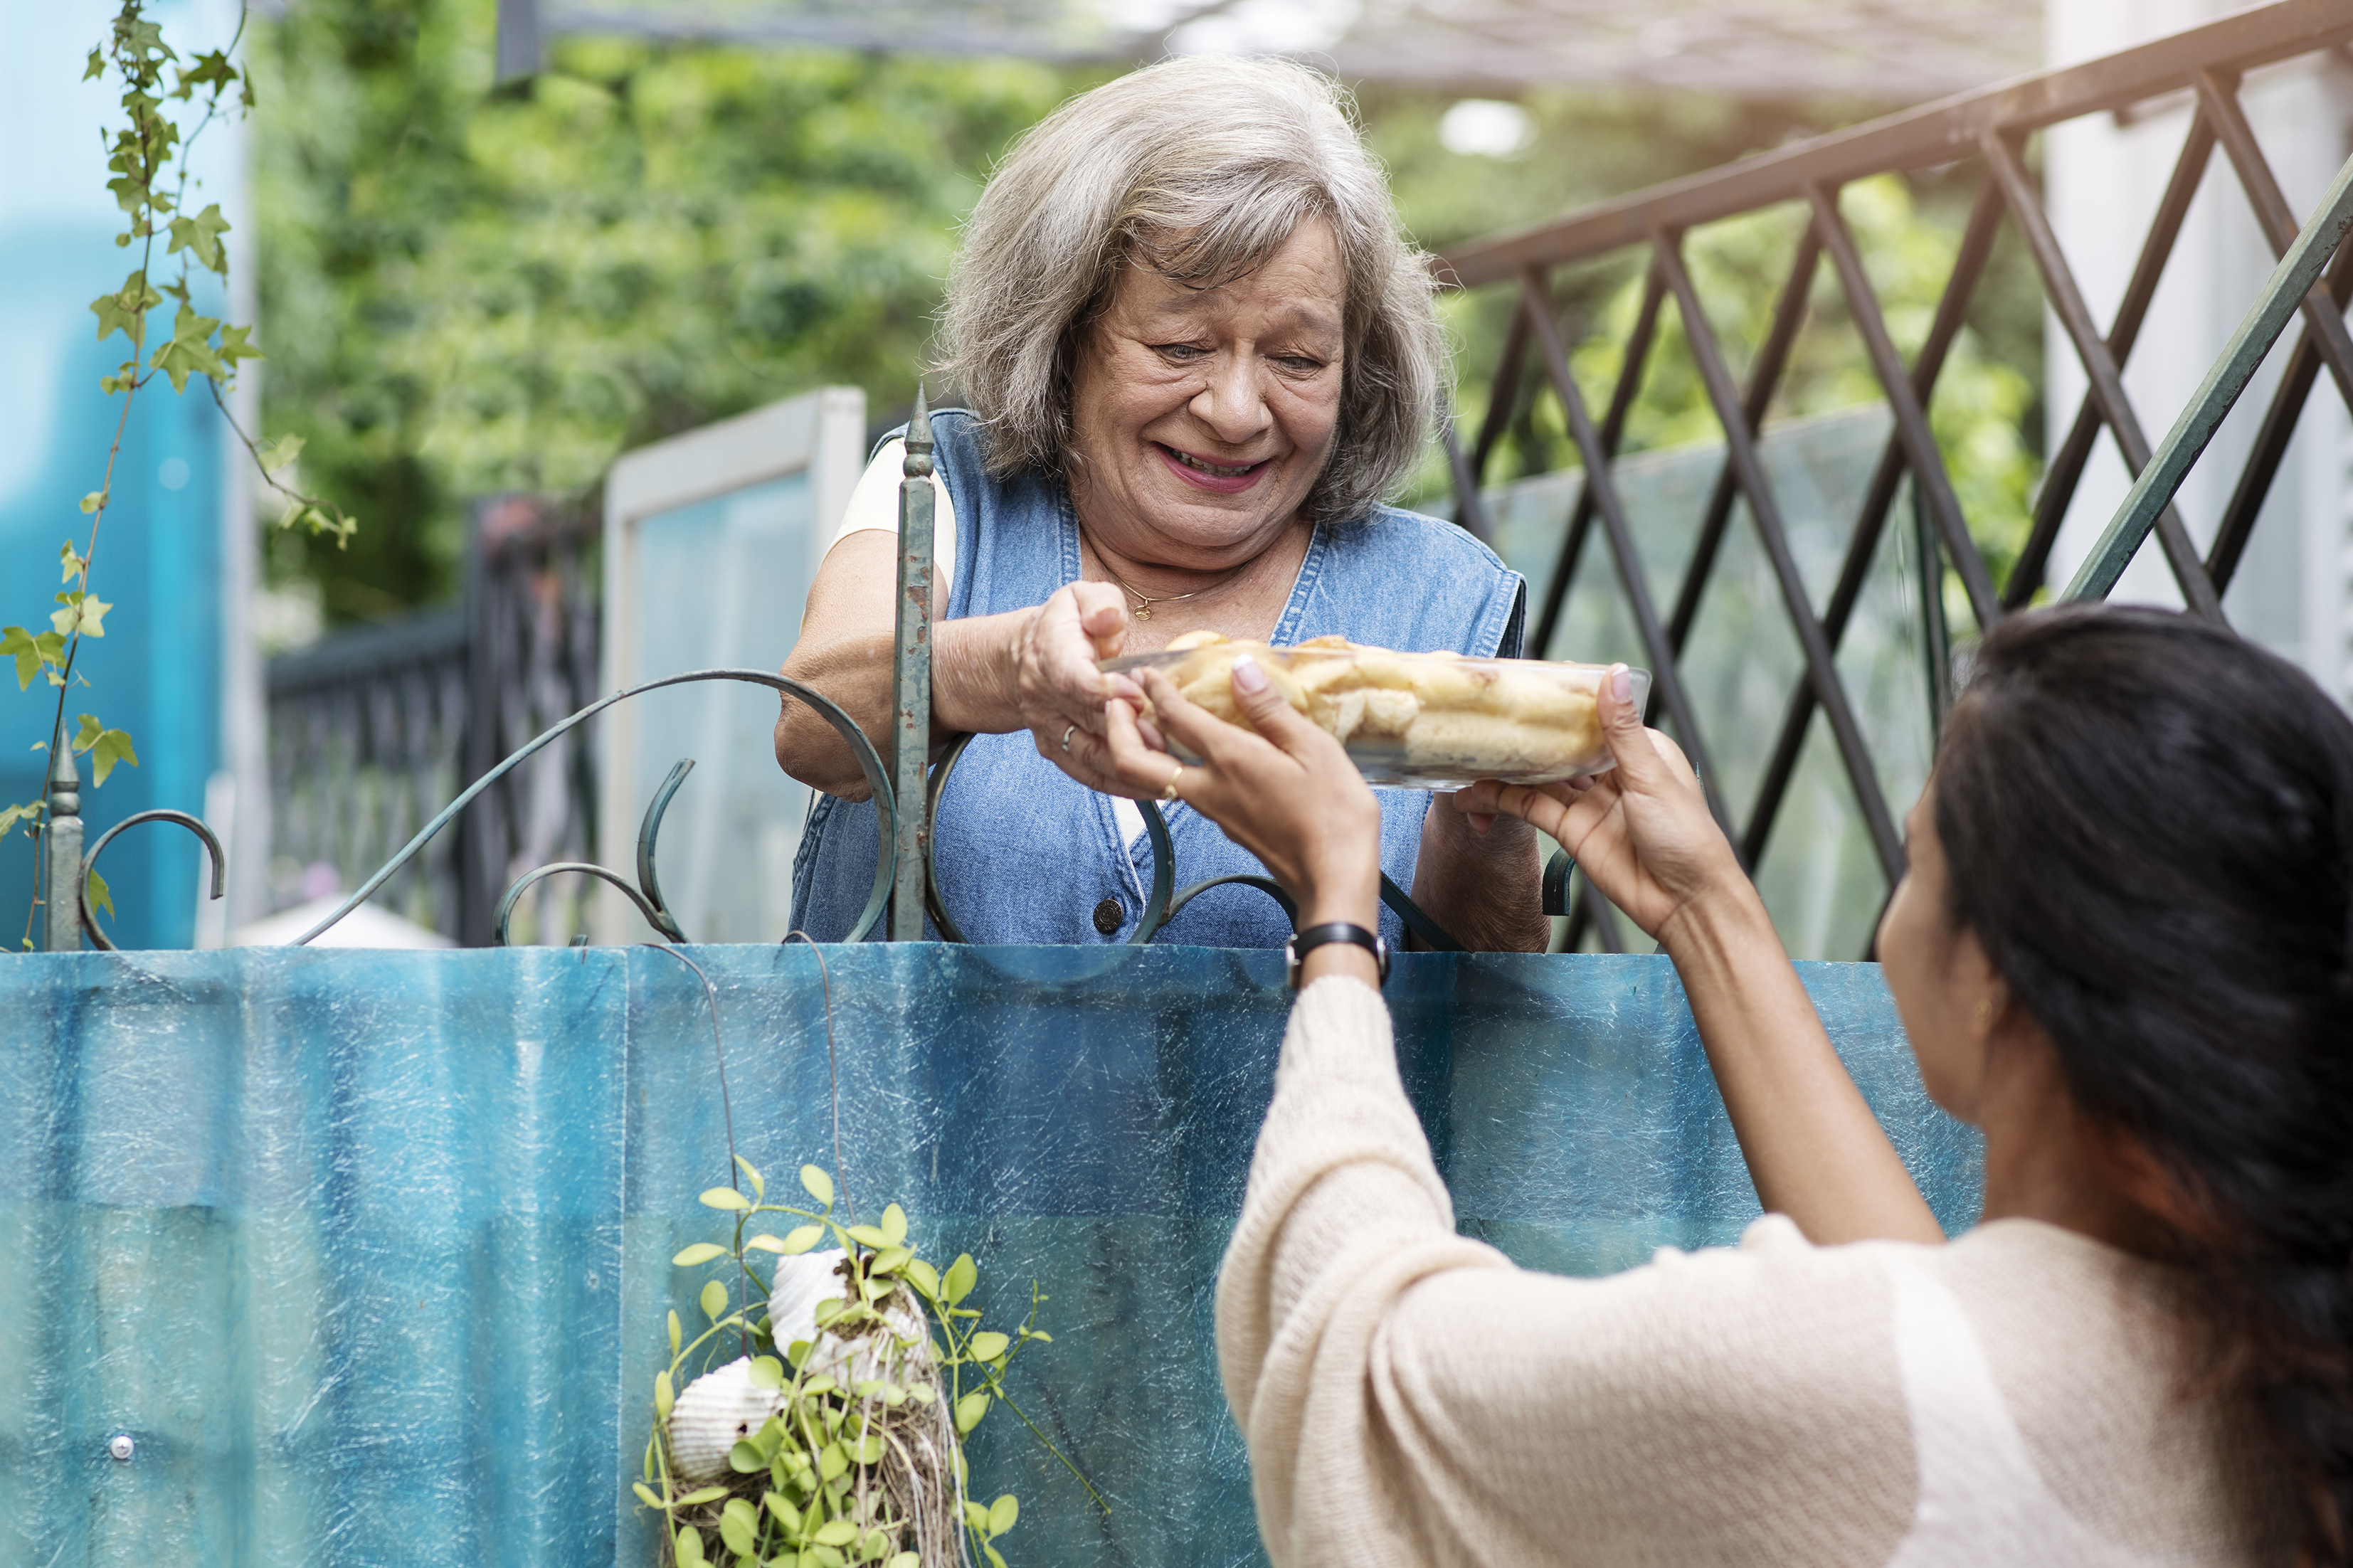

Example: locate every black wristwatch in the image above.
[1284,922,1390,990]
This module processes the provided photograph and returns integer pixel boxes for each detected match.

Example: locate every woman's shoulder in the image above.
[1306,504,1523,657]
[1339,502,1513,574]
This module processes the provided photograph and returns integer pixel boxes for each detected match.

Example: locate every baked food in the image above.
[1110,632,1634,788]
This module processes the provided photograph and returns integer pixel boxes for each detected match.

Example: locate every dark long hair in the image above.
[1935,604,2353,1555]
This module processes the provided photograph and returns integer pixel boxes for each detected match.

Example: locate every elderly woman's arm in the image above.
[776,532,1146,801]
[1408,796,1545,952]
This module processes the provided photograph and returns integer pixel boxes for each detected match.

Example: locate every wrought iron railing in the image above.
[1435,0,2353,954]
[258,494,598,944]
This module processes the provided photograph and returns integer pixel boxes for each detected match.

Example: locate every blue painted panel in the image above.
[0,945,1979,1566]
[625,473,818,943]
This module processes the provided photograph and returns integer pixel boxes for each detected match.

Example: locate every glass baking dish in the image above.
[1101,635,1653,790]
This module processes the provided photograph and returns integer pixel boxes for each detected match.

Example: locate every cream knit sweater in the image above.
[1215,978,2288,1567]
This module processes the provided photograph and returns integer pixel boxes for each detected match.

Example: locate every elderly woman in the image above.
[778,55,1542,950]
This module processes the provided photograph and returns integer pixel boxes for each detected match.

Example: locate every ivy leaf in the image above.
[80,491,106,516]
[1,627,43,690]
[90,731,137,785]
[149,304,226,393]
[73,716,137,785]
[83,47,105,81]
[60,541,87,583]
[89,270,160,347]
[255,433,303,473]
[215,323,262,373]
[166,201,230,272]
[84,867,112,920]
[51,592,110,639]
[115,16,174,65]
[175,50,237,99]
[0,802,43,839]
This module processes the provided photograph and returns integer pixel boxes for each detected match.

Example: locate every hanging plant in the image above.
[637,1158,1100,1568]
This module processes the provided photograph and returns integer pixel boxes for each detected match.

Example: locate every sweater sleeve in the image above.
[1215,977,1920,1568]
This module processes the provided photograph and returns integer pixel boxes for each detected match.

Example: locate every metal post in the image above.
[41,719,82,953]
[2066,147,2353,604]
[1914,481,1950,741]
[889,388,936,942]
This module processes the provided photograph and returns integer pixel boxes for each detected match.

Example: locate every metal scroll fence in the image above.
[263,495,601,945]
[1437,0,2353,955]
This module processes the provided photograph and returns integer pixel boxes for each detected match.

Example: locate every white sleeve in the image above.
[825,438,958,602]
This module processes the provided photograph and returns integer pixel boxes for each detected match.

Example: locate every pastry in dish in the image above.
[1109,632,1639,788]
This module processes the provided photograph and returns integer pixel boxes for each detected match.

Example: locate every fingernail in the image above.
[1609,664,1632,705]
[1232,655,1269,694]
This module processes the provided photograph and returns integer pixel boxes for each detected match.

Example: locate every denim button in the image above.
[1091,899,1122,936]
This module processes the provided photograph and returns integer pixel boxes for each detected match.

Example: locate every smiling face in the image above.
[1064,217,1346,570]
[1877,777,2007,1124]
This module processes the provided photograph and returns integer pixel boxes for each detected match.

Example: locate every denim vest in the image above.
[790,412,1526,948]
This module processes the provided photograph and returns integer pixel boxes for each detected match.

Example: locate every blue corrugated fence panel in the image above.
[0,945,1979,1567]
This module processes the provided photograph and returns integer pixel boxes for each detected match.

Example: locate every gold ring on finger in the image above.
[1161,762,1183,803]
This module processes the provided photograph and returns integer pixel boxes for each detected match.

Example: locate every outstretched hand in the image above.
[1099,655,1382,928]
[1456,664,1745,943]
[1002,581,1155,795]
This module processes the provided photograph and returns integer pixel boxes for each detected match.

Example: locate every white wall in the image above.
[2043,0,2353,701]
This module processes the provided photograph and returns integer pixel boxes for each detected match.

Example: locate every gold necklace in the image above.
[1099,564,1208,622]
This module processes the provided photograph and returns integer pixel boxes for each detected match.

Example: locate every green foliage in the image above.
[250,0,1078,618]
[73,714,139,786]
[12,0,361,944]
[640,1160,1101,1567]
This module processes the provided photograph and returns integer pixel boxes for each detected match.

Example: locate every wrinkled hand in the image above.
[1008,581,1148,797]
[1100,657,1381,926]
[1456,664,1745,943]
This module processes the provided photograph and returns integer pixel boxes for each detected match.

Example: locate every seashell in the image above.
[766,1249,850,1350]
[666,1356,786,1481]
[766,1249,932,1389]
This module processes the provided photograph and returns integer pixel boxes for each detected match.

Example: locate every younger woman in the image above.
[1101,605,2347,1564]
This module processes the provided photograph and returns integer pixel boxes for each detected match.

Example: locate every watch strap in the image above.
[1285,921,1390,990]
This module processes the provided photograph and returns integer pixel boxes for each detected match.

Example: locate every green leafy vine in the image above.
[8,0,361,947]
[642,1158,1104,1568]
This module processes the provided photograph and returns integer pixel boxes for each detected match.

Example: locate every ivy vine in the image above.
[6,0,359,944]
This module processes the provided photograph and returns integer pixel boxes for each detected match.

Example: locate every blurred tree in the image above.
[250,19,2040,621]
[250,0,1080,623]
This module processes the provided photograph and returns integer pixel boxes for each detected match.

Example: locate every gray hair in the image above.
[940,54,1446,526]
